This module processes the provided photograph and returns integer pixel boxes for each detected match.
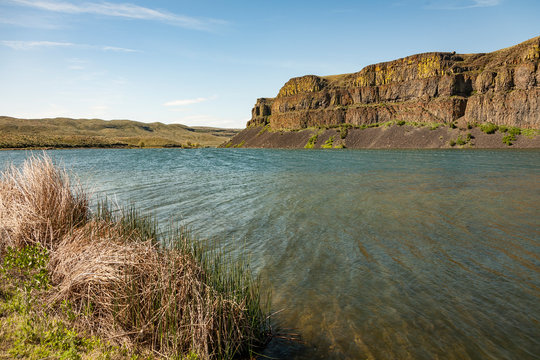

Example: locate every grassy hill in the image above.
[0,116,240,149]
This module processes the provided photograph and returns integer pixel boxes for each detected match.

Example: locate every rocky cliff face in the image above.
[247,36,540,130]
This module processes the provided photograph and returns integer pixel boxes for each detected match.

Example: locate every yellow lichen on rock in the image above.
[277,75,327,97]
[353,65,396,87]
[353,73,373,87]
[525,44,539,60]
[245,36,540,133]
[376,66,395,85]
[417,55,443,78]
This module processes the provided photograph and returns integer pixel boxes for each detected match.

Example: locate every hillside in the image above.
[225,36,540,149]
[0,116,240,149]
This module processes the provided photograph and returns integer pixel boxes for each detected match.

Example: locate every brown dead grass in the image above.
[48,220,257,358]
[0,154,270,359]
[0,155,88,251]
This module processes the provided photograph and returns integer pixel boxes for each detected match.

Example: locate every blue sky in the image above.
[0,0,538,128]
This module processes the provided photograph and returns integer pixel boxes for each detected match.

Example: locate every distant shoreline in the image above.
[0,116,239,149]
[0,144,203,151]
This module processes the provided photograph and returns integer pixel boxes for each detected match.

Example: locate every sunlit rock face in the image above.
[248,36,540,130]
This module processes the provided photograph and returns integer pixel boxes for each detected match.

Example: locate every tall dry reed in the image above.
[0,154,88,251]
[0,154,270,359]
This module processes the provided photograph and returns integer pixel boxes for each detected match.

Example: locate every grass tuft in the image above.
[480,123,498,134]
[0,154,89,251]
[233,140,246,148]
[257,124,271,136]
[304,133,319,149]
[502,134,516,146]
[321,136,334,149]
[339,124,351,139]
[449,133,474,147]
[0,154,271,359]
[522,128,540,138]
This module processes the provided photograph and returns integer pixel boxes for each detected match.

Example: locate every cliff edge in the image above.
[226,36,540,149]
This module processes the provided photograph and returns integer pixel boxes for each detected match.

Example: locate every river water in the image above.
[1,149,539,359]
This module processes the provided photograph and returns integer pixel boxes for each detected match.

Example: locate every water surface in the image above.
[1,149,539,359]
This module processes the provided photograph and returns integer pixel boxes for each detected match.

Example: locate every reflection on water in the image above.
[1,149,539,359]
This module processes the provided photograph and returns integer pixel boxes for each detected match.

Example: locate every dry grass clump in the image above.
[0,155,270,359]
[48,219,266,358]
[0,154,88,251]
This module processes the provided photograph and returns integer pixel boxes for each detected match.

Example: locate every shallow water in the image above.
[1,148,539,359]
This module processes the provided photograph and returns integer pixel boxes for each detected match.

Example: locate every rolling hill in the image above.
[0,116,240,149]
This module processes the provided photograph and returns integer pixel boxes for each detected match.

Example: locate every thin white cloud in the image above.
[1,40,139,52]
[102,46,138,53]
[7,0,226,30]
[164,96,216,107]
[427,0,502,9]
[470,0,501,7]
[0,40,74,50]
[0,14,61,28]
[176,114,242,128]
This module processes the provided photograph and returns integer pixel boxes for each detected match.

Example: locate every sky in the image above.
[0,0,538,128]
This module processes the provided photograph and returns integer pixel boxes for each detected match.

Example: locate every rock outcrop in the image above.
[247,36,540,130]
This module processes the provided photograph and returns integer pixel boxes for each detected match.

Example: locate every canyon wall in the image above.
[247,36,540,130]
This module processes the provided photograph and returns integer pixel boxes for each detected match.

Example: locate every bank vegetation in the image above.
[0,154,270,359]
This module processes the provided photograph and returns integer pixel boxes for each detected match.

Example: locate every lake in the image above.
[1,148,539,359]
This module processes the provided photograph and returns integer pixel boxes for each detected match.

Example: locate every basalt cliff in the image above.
[226,36,540,149]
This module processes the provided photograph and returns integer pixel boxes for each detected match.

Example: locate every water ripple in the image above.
[1,148,539,359]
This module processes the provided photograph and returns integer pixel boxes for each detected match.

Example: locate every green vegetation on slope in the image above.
[0,155,271,359]
[477,122,540,146]
[0,116,240,149]
[304,133,319,149]
[449,133,474,147]
[321,136,334,149]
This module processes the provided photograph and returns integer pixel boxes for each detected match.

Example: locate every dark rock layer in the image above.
[226,125,540,149]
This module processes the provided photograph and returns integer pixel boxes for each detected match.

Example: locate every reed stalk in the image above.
[0,154,271,359]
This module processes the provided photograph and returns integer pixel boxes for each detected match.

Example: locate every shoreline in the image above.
[224,123,540,149]
[0,145,202,151]
[3,123,539,151]
[0,143,212,151]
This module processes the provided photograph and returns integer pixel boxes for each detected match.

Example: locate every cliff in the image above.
[247,36,540,131]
